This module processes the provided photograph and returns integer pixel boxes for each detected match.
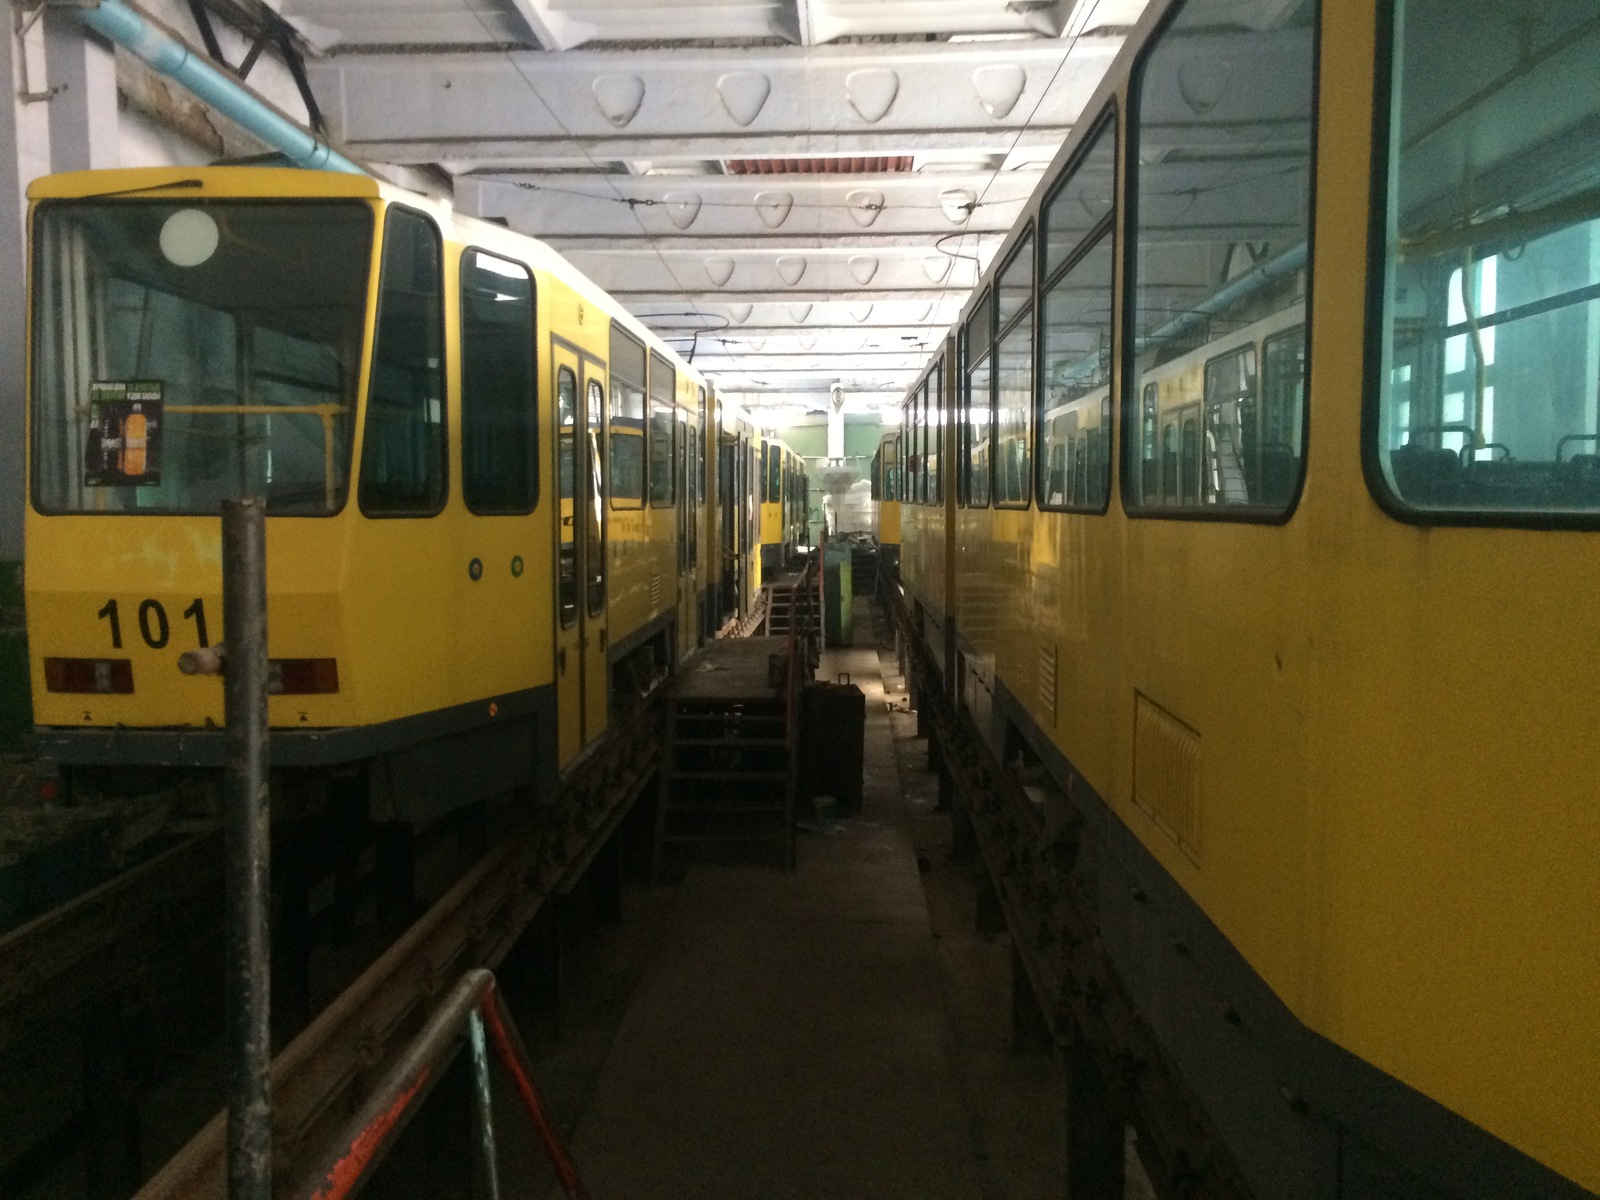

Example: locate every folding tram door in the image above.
[552,340,610,768]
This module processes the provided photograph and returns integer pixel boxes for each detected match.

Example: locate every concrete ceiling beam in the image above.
[307,37,1121,157]
[456,171,1040,238]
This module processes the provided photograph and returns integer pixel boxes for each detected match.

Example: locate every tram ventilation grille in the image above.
[1132,692,1201,864]
[1037,643,1058,725]
[650,573,662,607]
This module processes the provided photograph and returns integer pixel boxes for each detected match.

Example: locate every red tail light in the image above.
[270,658,339,695]
[44,657,134,694]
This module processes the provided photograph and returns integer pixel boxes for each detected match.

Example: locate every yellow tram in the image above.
[756,433,805,581]
[868,427,901,573]
[899,0,1598,1194]
[25,165,766,822]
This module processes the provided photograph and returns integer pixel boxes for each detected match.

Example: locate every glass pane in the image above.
[1045,118,1116,275]
[1040,237,1113,510]
[1137,383,1160,503]
[995,313,1033,506]
[648,350,675,505]
[557,367,577,628]
[1202,345,1257,503]
[921,376,934,508]
[997,232,1034,331]
[1128,0,1314,514]
[461,250,536,514]
[919,382,930,505]
[609,327,645,505]
[359,208,445,515]
[969,356,993,508]
[586,377,607,616]
[31,201,371,515]
[966,288,992,358]
[1376,2,1600,517]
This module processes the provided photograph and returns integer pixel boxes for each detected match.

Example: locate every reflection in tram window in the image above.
[1126,0,1315,514]
[1375,2,1600,519]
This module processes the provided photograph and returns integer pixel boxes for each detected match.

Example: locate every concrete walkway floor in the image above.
[562,607,982,1198]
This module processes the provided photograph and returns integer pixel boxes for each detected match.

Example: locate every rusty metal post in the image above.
[223,497,271,1200]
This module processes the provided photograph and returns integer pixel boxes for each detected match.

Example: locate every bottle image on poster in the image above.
[84,381,164,487]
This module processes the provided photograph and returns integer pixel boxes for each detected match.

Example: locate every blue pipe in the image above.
[1137,241,1308,351]
[79,0,366,176]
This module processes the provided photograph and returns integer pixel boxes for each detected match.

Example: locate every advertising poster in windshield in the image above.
[84,381,164,487]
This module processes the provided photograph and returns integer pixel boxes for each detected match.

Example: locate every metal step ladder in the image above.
[652,645,800,882]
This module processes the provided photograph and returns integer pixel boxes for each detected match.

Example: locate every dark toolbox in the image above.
[800,675,865,813]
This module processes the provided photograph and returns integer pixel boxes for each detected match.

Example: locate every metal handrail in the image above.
[292,968,590,1200]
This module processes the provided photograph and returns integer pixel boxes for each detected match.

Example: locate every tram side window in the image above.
[556,368,578,628]
[1125,0,1314,516]
[360,207,446,516]
[1040,115,1115,513]
[966,297,993,509]
[586,378,607,616]
[648,351,676,506]
[610,326,646,506]
[461,250,537,515]
[767,443,782,505]
[994,236,1033,508]
[1373,4,1600,520]
[915,387,928,505]
[927,363,943,505]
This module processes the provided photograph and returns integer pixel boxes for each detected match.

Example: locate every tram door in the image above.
[677,411,698,657]
[552,345,610,767]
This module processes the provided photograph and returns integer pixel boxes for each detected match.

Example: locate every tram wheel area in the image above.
[881,584,1254,1200]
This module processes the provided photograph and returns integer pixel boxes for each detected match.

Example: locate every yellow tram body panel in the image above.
[24,165,710,767]
[912,0,1600,1190]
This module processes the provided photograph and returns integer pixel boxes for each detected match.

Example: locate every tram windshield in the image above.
[30,200,373,515]
[1375,1,1600,519]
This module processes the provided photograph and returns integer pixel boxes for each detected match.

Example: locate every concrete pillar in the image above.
[44,12,119,172]
[1063,1020,1125,1200]
[0,19,48,746]
[1011,944,1053,1056]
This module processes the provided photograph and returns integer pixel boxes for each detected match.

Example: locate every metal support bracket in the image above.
[12,0,93,102]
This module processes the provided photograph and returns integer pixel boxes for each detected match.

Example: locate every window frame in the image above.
[964,288,994,510]
[992,229,1035,510]
[459,248,538,516]
[1359,3,1600,531]
[1036,107,1118,515]
[358,204,448,519]
[556,365,579,629]
[648,349,677,507]
[608,323,647,509]
[1119,0,1320,525]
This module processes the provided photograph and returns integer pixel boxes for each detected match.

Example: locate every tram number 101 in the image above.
[98,598,209,650]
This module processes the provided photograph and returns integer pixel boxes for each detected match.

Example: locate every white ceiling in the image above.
[269,0,1150,412]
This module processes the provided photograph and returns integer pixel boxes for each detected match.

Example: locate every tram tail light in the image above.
[270,658,339,695]
[44,657,134,694]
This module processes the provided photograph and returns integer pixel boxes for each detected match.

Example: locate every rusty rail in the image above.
[132,703,661,1200]
[290,968,588,1200]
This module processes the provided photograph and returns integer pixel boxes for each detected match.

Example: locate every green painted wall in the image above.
[771,416,887,459]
